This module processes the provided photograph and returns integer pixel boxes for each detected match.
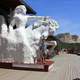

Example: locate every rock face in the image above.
[56,33,80,43]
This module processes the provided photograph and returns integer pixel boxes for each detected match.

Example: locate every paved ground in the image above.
[0,54,80,80]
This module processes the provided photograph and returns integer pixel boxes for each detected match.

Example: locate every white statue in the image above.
[8,5,48,63]
[0,5,59,64]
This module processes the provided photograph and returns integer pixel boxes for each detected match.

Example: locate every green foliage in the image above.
[56,42,80,50]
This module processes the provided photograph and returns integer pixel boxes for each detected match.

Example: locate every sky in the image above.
[25,0,80,35]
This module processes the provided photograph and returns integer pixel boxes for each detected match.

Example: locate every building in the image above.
[0,0,36,14]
